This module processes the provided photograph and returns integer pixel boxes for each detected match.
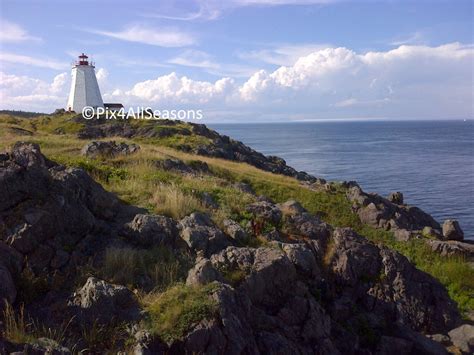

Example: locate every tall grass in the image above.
[2,302,75,348]
[151,183,204,219]
[101,246,191,291]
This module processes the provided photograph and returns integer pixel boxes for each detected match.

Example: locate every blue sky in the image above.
[0,0,472,121]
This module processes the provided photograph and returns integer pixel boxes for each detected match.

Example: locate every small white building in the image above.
[66,53,103,113]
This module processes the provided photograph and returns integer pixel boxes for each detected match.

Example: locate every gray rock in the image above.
[69,277,140,324]
[442,219,464,241]
[179,212,232,257]
[127,214,178,247]
[448,324,474,354]
[387,192,404,205]
[247,200,282,224]
[347,185,441,234]
[427,240,474,260]
[281,243,319,277]
[222,219,248,243]
[81,140,140,158]
[186,258,222,286]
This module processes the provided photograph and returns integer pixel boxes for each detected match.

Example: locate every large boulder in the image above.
[442,219,464,241]
[186,258,223,286]
[68,277,140,324]
[126,214,179,247]
[179,212,233,257]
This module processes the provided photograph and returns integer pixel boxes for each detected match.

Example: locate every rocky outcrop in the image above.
[0,142,141,306]
[347,185,440,238]
[81,140,140,158]
[163,226,461,354]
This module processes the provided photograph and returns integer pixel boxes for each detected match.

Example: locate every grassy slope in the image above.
[1,113,472,316]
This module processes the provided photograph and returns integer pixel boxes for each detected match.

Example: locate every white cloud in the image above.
[0,20,41,43]
[0,52,68,70]
[91,24,196,47]
[0,72,68,111]
[125,72,235,105]
[96,68,108,84]
[2,43,472,119]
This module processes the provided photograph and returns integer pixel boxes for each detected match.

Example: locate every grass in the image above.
[2,302,75,348]
[100,246,192,291]
[151,183,205,219]
[142,283,218,343]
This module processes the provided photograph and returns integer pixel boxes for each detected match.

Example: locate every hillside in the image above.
[0,112,473,354]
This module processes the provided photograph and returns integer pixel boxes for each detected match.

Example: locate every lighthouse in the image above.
[66,53,103,112]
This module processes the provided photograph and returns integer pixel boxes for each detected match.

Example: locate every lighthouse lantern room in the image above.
[66,53,104,113]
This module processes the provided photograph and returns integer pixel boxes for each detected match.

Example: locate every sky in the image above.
[0,0,473,122]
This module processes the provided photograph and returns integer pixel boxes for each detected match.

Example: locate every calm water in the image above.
[209,121,474,239]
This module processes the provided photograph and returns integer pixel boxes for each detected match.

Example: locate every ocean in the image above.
[209,120,474,240]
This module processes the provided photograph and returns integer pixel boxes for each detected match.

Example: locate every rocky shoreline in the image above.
[0,114,473,354]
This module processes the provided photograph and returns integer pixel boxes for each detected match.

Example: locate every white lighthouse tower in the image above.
[66,53,103,112]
